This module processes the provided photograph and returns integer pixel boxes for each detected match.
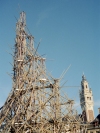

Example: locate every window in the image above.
[87,97,91,100]
[87,97,89,100]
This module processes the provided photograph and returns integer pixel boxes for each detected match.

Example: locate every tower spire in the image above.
[80,75,94,122]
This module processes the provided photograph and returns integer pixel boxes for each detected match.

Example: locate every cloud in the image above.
[36,6,57,26]
[36,11,48,26]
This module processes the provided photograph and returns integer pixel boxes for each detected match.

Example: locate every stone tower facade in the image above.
[80,75,94,122]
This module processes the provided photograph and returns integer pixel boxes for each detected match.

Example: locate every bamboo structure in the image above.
[0,12,87,133]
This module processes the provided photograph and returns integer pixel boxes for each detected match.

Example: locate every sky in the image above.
[0,0,100,117]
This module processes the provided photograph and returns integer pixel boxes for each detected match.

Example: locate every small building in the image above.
[87,113,100,133]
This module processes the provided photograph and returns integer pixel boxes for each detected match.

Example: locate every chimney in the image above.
[98,108,100,114]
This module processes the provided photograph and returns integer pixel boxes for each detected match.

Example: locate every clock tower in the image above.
[80,75,94,122]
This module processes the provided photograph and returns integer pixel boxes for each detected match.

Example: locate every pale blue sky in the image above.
[0,0,100,116]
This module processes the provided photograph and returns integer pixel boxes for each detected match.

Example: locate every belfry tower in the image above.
[80,75,94,122]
